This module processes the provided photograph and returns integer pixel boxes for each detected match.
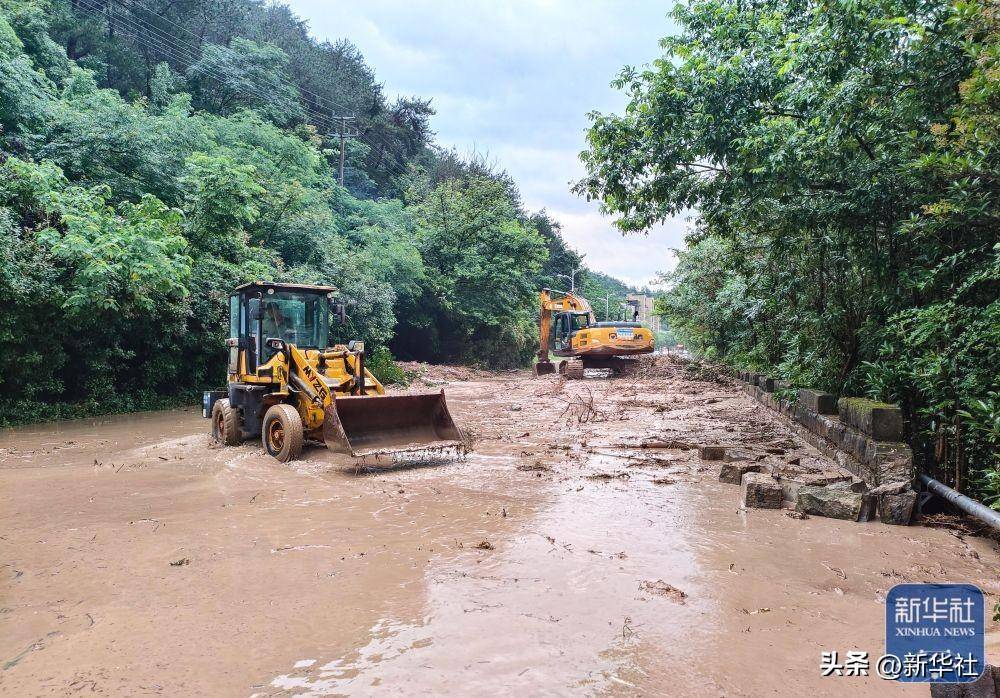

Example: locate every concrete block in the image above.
[798,409,817,434]
[796,485,874,521]
[741,472,784,509]
[798,389,838,415]
[698,445,726,461]
[879,492,916,525]
[719,461,764,485]
[869,480,911,496]
[815,414,838,440]
[826,478,868,492]
[775,472,851,504]
[837,397,905,441]
[827,421,846,448]
[868,442,914,484]
[723,447,759,463]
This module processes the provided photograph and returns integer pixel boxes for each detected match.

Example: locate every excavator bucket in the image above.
[322,390,467,457]
[534,360,556,376]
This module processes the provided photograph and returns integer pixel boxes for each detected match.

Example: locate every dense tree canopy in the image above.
[578,0,999,503]
[0,0,630,424]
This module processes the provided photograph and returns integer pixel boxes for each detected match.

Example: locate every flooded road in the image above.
[1,362,997,695]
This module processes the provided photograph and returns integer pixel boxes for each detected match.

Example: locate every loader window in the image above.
[255,291,329,358]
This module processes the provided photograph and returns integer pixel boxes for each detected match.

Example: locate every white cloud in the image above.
[287,0,684,285]
[546,209,685,289]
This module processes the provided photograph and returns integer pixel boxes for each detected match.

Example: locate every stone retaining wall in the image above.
[735,371,914,487]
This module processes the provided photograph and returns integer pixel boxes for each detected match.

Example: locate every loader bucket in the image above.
[322,390,467,457]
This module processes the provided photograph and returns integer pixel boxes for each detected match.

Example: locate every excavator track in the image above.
[612,358,641,378]
[561,358,585,380]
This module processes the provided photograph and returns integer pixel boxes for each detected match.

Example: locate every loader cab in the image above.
[229,281,339,373]
[553,311,590,351]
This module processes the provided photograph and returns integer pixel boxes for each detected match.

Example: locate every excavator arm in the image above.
[535,289,595,375]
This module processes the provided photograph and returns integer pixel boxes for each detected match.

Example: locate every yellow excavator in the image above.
[203,281,466,462]
[534,288,654,378]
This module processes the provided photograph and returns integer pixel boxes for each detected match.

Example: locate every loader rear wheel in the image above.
[212,398,240,446]
[262,404,303,462]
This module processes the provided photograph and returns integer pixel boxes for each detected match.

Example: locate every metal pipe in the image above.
[918,474,1000,532]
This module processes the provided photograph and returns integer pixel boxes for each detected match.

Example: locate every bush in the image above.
[366,346,409,386]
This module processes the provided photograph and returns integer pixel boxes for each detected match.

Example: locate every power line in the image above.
[75,0,413,179]
[77,0,341,134]
[109,0,415,174]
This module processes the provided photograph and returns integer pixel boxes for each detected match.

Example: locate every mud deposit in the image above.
[1,360,997,695]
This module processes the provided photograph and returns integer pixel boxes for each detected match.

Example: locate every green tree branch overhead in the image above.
[578,0,999,502]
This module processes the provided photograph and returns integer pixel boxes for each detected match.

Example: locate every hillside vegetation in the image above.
[0,0,634,423]
[578,0,999,502]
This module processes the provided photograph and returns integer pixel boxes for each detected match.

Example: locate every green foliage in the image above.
[401,174,549,368]
[187,38,304,127]
[579,0,1000,497]
[366,346,409,387]
[1,1,635,424]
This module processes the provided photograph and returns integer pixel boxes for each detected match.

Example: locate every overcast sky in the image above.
[286,0,685,288]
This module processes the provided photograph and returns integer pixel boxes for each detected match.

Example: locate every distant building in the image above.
[626,293,661,332]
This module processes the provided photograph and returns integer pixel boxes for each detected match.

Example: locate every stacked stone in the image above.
[723,372,919,525]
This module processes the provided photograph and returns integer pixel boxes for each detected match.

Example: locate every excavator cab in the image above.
[553,312,590,351]
[204,281,466,462]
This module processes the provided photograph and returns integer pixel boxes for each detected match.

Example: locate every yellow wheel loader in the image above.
[534,288,654,378]
[203,281,467,462]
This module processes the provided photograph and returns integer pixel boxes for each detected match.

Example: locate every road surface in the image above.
[1,360,997,695]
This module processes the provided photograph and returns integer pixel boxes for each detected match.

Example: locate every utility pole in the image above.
[334,115,358,187]
[605,293,610,321]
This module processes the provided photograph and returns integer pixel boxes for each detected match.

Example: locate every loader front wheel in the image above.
[212,398,240,446]
[262,404,304,462]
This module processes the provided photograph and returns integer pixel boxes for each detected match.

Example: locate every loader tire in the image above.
[212,398,240,446]
[262,404,304,462]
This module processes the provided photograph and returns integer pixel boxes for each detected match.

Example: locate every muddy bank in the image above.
[1,361,997,695]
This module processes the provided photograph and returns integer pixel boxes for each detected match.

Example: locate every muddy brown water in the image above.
[1,366,997,696]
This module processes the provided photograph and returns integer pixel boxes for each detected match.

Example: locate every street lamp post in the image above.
[557,267,581,294]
